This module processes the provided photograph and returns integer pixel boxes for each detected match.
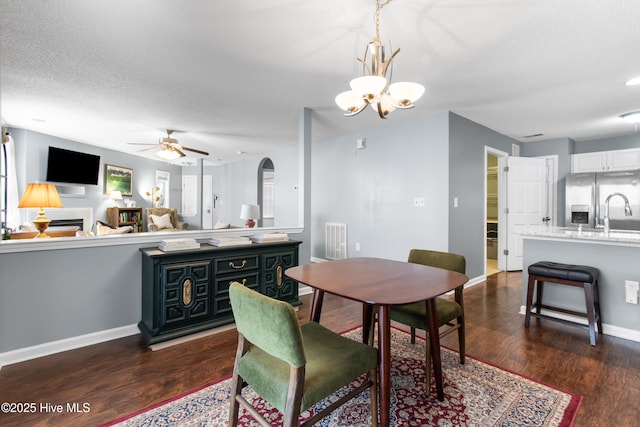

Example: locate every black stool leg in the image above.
[583,281,597,346]
[525,275,536,327]
[593,280,603,336]
[536,279,544,315]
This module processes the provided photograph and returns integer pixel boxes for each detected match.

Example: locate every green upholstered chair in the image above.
[389,249,466,393]
[228,282,378,427]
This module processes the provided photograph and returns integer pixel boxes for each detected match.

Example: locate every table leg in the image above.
[310,289,324,323]
[362,304,373,345]
[426,298,444,401]
[377,305,391,427]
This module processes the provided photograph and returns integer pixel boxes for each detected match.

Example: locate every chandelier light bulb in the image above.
[335,90,366,113]
[350,76,388,101]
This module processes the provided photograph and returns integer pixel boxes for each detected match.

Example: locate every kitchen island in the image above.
[521,226,640,342]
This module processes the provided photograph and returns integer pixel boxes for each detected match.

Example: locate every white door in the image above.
[499,156,549,271]
[202,175,213,229]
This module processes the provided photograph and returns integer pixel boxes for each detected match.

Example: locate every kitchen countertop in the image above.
[519,225,640,246]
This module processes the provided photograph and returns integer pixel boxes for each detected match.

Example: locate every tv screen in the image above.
[46,146,101,185]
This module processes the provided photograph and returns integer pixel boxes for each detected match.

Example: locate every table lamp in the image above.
[109,190,123,206]
[240,204,260,228]
[18,183,64,238]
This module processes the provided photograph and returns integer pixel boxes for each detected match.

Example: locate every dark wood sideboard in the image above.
[139,240,301,344]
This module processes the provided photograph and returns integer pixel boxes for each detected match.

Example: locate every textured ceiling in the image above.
[2,0,640,165]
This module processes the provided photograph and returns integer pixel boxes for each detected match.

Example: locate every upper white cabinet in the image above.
[571,148,640,173]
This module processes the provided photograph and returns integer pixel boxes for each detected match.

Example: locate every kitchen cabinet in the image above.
[138,240,301,344]
[571,148,640,173]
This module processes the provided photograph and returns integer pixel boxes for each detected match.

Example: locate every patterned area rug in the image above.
[102,327,581,426]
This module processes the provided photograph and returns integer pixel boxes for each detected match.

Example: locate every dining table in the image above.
[285,257,469,427]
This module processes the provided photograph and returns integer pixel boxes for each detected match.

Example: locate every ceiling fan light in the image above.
[620,111,640,124]
[156,147,183,160]
[335,90,366,113]
[350,76,387,101]
[389,82,425,107]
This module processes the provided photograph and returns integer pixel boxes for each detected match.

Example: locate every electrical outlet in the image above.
[625,280,639,304]
[414,197,425,207]
[355,242,361,251]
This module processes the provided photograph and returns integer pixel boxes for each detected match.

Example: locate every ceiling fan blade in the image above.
[136,146,157,153]
[174,147,186,157]
[182,146,209,156]
[127,142,157,146]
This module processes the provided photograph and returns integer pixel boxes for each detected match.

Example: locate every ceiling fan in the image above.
[129,129,209,160]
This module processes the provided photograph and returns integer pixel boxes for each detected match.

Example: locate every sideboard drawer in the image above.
[215,255,260,274]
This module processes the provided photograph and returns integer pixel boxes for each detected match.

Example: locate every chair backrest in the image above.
[229,282,306,368]
[146,207,178,227]
[408,249,466,274]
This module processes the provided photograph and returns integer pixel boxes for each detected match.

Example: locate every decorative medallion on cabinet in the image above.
[138,240,301,344]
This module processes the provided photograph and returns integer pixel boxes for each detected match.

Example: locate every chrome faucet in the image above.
[603,192,633,234]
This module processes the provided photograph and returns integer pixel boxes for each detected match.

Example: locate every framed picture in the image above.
[104,164,133,196]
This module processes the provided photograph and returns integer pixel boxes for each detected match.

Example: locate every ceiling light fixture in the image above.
[625,77,640,86]
[335,0,424,119]
[156,146,183,160]
[620,111,640,124]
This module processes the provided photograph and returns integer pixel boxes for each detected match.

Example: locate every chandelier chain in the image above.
[375,0,394,40]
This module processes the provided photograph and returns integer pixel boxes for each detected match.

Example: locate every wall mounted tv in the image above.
[46,146,101,185]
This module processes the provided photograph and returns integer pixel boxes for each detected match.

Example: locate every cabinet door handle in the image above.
[233,278,248,286]
[276,265,283,287]
[229,260,247,270]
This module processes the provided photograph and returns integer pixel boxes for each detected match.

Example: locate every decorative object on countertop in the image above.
[240,204,260,228]
[159,238,199,252]
[250,233,289,243]
[525,261,602,346]
[17,183,63,238]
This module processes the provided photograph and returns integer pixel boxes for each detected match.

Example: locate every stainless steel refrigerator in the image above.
[565,170,640,230]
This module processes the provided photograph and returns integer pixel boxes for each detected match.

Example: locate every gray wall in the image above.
[311,112,451,262]
[448,113,521,278]
[573,134,640,153]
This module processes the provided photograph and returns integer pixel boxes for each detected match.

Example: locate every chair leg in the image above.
[282,366,305,427]
[411,327,416,344]
[229,335,248,427]
[424,332,432,394]
[370,368,378,427]
[458,316,465,365]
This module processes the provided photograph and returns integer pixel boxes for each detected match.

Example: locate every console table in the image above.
[139,240,301,344]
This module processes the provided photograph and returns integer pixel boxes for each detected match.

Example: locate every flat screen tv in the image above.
[46,146,101,185]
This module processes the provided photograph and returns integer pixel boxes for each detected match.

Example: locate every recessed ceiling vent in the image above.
[523,133,544,138]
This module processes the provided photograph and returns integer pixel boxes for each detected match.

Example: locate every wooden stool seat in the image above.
[525,261,602,346]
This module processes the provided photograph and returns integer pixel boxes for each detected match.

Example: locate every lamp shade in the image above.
[389,82,425,106]
[335,90,366,113]
[240,204,261,220]
[18,183,63,209]
[109,190,123,200]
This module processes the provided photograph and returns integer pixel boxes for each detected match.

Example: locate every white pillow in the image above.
[214,220,230,229]
[150,214,173,230]
[96,222,133,235]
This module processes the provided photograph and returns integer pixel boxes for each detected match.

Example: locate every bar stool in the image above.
[525,261,602,346]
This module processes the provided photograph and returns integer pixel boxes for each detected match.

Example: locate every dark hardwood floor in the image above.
[1,271,639,426]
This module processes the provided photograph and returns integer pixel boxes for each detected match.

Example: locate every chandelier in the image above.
[335,0,425,119]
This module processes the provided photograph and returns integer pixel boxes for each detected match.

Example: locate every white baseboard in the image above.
[0,324,139,369]
[518,305,640,343]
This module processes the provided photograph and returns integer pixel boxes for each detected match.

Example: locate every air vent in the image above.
[523,133,544,138]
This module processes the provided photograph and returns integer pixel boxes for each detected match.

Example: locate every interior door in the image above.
[499,156,549,271]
